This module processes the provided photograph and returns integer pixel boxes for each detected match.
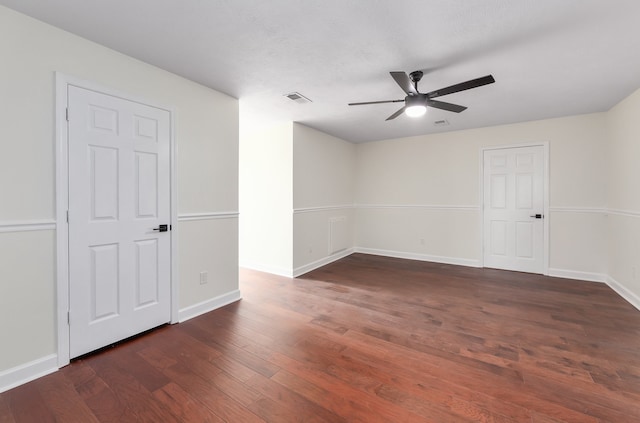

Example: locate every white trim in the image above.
[178,212,240,221]
[606,276,640,312]
[477,150,485,265]
[0,354,58,394]
[479,142,550,275]
[293,248,355,277]
[549,207,607,214]
[55,73,178,367]
[608,209,640,218]
[178,290,242,322]
[293,205,355,214]
[240,248,356,279]
[356,204,479,211]
[354,247,481,268]
[170,106,179,324]
[0,220,56,233]
[240,261,294,278]
[547,268,607,283]
[481,141,549,151]
[543,142,550,274]
[55,73,70,367]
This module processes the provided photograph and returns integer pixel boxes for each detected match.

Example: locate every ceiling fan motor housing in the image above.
[406,93,428,107]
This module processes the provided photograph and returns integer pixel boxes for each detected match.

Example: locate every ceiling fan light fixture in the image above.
[405,104,427,117]
[405,94,427,117]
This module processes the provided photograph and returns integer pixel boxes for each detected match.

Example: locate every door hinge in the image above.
[66,210,69,223]
[65,107,69,122]
[67,311,70,325]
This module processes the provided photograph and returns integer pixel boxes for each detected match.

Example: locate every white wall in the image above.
[239,122,356,276]
[0,6,238,385]
[292,124,356,274]
[239,122,293,275]
[355,113,608,276]
[605,88,640,307]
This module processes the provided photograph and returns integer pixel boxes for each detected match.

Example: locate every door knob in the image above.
[529,214,543,219]
[153,224,169,232]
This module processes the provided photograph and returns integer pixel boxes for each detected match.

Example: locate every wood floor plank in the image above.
[211,354,261,383]
[270,369,411,423]
[3,253,640,422]
[268,351,435,422]
[87,352,179,422]
[246,372,347,423]
[179,320,281,378]
[36,372,99,423]
[161,362,266,423]
[152,382,225,423]
[3,383,55,423]
[0,394,16,423]
[75,374,128,422]
[208,369,264,406]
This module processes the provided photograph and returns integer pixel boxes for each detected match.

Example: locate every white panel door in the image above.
[68,86,171,358]
[483,146,544,273]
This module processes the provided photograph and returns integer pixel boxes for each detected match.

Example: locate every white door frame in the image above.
[55,73,179,367]
[479,142,550,275]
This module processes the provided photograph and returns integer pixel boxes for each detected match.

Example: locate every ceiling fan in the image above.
[349,71,495,121]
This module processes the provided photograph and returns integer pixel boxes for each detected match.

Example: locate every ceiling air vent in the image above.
[433,119,449,127]
[284,92,312,104]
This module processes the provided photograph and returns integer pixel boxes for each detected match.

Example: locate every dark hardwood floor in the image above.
[2,253,640,422]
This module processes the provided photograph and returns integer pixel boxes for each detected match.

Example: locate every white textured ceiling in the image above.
[2,0,640,142]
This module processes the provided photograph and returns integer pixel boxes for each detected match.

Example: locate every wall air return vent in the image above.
[284,92,312,104]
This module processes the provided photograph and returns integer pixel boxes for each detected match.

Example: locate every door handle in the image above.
[529,214,544,219]
[153,224,169,232]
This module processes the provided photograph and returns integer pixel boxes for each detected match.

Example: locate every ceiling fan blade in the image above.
[386,106,406,121]
[390,72,418,95]
[427,75,495,98]
[426,99,467,113]
[348,99,404,106]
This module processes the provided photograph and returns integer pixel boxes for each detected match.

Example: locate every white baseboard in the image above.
[354,247,482,268]
[547,268,607,283]
[239,261,293,278]
[0,354,58,394]
[293,248,355,278]
[178,289,242,322]
[606,276,640,312]
[1,291,243,393]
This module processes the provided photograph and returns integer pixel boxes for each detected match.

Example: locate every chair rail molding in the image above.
[0,219,56,233]
[356,204,479,211]
[293,205,355,214]
[177,212,239,221]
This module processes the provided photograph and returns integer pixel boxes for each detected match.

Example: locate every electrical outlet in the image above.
[199,271,208,285]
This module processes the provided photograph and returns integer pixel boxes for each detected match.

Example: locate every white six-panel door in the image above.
[68,86,171,358]
[483,146,544,273]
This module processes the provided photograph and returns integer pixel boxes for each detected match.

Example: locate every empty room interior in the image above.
[1,1,640,422]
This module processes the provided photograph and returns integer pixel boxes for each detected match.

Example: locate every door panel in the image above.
[136,152,158,218]
[90,243,119,320]
[483,146,544,273]
[68,86,171,358]
[490,221,507,256]
[135,239,159,308]
[515,222,534,258]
